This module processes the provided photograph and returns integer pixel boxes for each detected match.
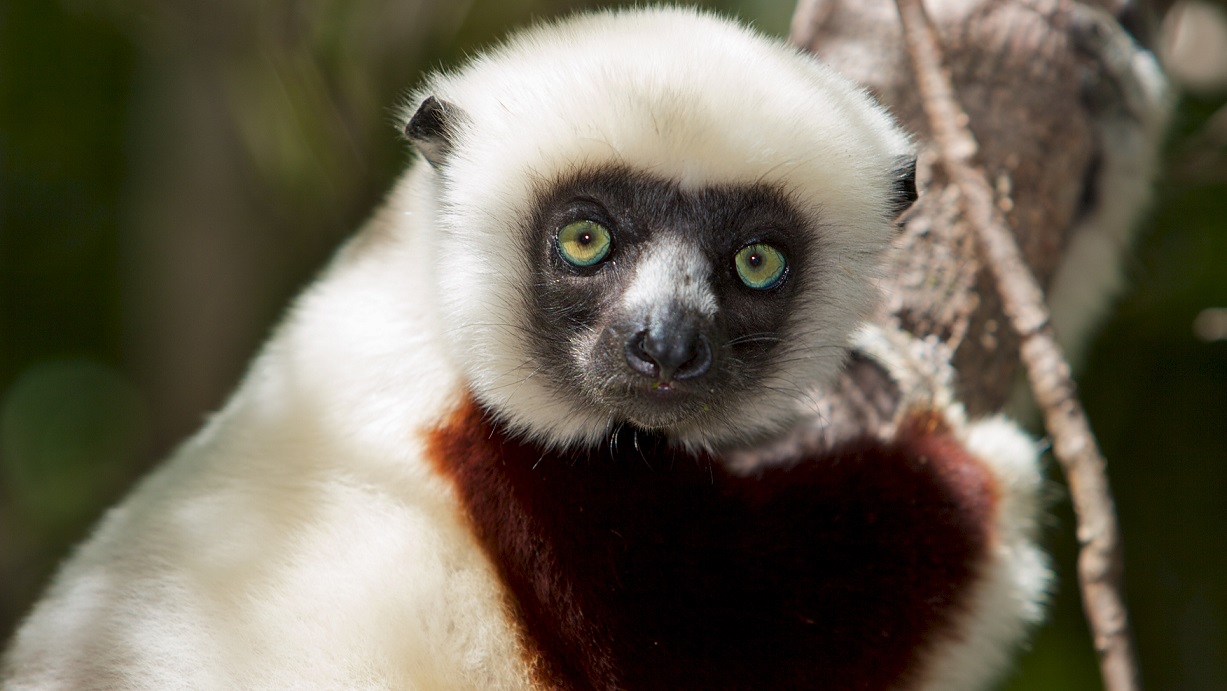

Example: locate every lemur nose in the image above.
[625,326,712,382]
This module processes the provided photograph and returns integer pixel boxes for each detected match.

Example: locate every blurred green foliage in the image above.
[1,1,1223,689]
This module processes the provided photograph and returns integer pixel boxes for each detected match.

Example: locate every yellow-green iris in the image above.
[734,243,787,289]
[557,220,611,267]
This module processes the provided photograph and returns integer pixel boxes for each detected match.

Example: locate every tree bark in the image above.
[793,0,1097,418]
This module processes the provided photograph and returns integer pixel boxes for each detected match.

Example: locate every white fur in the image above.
[620,237,717,317]
[4,165,534,689]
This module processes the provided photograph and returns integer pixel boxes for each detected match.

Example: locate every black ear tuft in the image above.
[405,96,462,169]
[889,155,919,219]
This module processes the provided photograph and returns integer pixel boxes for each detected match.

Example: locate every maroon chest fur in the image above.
[425,397,998,691]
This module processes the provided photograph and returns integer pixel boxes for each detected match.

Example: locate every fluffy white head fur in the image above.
[407,7,913,449]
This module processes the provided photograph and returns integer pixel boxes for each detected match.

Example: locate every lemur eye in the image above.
[557,220,612,267]
[734,243,787,290]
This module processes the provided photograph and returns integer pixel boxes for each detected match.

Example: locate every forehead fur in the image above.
[411,7,910,228]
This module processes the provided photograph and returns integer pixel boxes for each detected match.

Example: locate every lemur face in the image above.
[403,11,916,449]
[524,167,815,432]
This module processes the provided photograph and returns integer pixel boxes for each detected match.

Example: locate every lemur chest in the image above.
[425,396,998,691]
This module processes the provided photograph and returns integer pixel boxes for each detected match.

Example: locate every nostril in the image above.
[624,330,658,377]
[674,334,711,380]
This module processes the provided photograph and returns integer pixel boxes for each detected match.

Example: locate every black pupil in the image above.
[578,232,592,246]
[748,252,762,268]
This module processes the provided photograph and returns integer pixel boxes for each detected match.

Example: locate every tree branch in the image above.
[892,1,1141,689]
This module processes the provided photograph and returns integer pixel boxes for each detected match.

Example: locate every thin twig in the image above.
[891,1,1142,690]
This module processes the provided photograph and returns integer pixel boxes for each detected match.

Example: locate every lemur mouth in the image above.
[616,378,714,430]
[635,380,688,402]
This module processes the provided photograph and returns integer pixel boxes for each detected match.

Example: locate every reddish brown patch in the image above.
[424,398,999,690]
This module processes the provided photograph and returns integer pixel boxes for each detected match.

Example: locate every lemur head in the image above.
[404,8,916,450]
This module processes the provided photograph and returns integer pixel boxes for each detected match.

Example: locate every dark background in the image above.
[1,0,1223,688]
